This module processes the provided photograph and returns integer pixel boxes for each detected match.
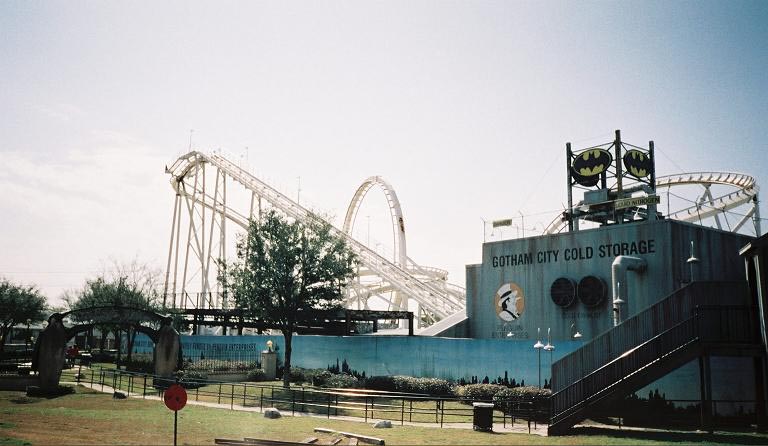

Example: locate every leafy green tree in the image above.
[66,263,161,364]
[221,210,357,388]
[0,279,47,353]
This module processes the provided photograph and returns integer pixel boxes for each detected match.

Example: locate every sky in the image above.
[2,1,767,307]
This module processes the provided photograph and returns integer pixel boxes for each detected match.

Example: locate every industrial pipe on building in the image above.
[612,256,647,326]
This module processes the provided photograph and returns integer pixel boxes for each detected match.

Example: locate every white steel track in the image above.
[544,171,761,235]
[163,151,465,327]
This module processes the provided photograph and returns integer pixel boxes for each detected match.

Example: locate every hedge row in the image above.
[365,375,453,396]
[454,384,507,402]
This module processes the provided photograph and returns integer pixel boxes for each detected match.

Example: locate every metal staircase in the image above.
[166,151,465,325]
[548,281,761,435]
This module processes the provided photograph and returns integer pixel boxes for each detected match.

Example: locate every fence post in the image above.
[260,387,264,411]
[440,399,444,428]
[242,384,247,406]
[364,396,368,422]
[231,384,235,410]
[196,386,200,401]
[327,393,331,419]
[127,374,131,397]
[401,399,405,426]
[218,383,222,404]
[292,390,296,416]
[143,374,147,399]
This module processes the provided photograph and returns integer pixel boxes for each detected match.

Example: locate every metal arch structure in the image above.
[342,176,408,313]
[340,176,467,320]
[543,171,761,236]
[162,151,466,328]
[343,176,408,269]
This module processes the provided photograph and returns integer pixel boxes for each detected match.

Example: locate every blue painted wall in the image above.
[133,333,582,384]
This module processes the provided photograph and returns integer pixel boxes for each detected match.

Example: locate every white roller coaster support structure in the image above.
[163,151,465,328]
[544,171,761,236]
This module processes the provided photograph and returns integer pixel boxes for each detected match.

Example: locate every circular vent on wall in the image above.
[550,277,577,308]
[578,276,606,307]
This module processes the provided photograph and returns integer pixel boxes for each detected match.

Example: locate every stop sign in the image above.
[164,384,187,412]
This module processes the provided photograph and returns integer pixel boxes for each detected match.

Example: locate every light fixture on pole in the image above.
[543,328,555,389]
[533,327,544,388]
[570,323,582,339]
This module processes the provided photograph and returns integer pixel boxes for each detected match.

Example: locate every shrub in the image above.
[310,370,334,387]
[454,384,506,403]
[492,386,551,419]
[185,359,258,373]
[124,356,154,374]
[246,369,268,382]
[365,375,453,396]
[493,385,551,400]
[176,370,209,389]
[365,376,396,392]
[321,373,360,389]
[287,367,327,385]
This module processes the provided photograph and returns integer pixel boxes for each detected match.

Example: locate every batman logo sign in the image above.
[623,149,652,179]
[571,149,612,187]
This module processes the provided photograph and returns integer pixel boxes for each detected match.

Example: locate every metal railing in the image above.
[73,367,545,430]
[552,281,749,393]
[550,305,759,426]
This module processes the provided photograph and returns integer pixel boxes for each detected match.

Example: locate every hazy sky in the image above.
[2,1,767,307]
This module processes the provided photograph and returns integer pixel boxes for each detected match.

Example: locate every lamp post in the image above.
[533,328,544,388]
[25,319,31,351]
[543,328,555,389]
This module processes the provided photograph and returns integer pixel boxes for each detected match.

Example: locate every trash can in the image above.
[472,402,494,431]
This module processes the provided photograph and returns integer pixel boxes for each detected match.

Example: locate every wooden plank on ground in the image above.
[313,428,384,446]
[239,438,320,446]
[347,438,359,445]
[216,440,262,446]
[300,437,319,444]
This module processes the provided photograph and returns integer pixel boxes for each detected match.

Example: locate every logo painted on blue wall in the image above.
[495,283,525,321]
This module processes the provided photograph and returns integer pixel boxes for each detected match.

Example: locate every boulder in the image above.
[263,408,281,419]
[373,420,392,428]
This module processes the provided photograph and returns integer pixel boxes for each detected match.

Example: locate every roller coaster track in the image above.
[544,171,761,235]
[163,151,465,327]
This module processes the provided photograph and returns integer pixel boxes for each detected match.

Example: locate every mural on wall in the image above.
[622,357,758,428]
[132,333,581,384]
[495,282,525,321]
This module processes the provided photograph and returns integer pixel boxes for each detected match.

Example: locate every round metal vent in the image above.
[578,276,606,308]
[550,277,577,308]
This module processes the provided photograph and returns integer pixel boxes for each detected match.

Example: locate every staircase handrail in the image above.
[552,281,749,393]
[551,304,757,425]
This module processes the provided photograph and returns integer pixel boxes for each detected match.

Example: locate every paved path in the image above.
[66,380,548,436]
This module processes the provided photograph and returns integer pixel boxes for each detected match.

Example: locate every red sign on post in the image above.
[164,384,187,412]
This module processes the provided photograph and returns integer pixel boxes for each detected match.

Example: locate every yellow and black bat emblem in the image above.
[571,148,612,187]
[622,149,652,178]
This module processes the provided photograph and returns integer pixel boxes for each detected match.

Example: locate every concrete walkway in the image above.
[66,380,549,436]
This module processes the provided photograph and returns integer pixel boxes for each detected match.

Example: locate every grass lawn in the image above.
[61,367,504,424]
[2,387,768,445]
